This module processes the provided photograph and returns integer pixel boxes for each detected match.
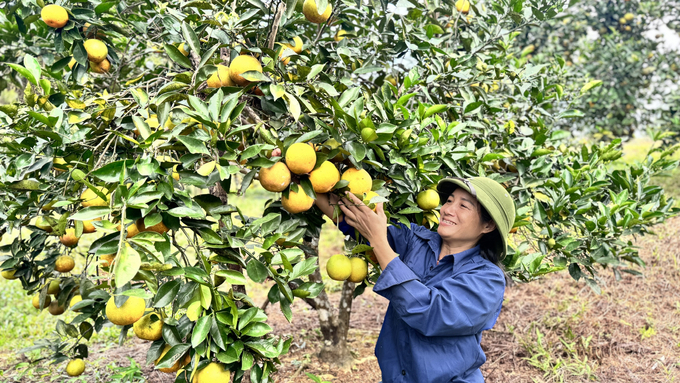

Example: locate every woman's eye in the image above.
[461,204,468,209]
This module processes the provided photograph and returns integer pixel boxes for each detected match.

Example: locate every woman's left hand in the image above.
[338,192,387,243]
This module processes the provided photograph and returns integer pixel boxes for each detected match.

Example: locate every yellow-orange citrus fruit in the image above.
[326,254,352,281]
[302,0,332,24]
[416,189,440,211]
[32,294,51,309]
[48,300,65,316]
[422,210,440,227]
[133,312,164,341]
[290,36,304,53]
[55,255,75,272]
[117,222,140,238]
[259,162,291,192]
[69,295,83,311]
[366,249,377,263]
[347,257,368,283]
[285,142,317,174]
[47,279,61,294]
[106,296,146,326]
[196,362,231,383]
[455,0,470,13]
[309,161,340,193]
[60,228,80,248]
[90,58,110,73]
[100,253,116,268]
[178,43,189,56]
[66,359,85,377]
[82,217,101,233]
[36,217,53,232]
[1,269,17,280]
[83,39,108,63]
[362,190,380,212]
[279,45,294,65]
[136,218,169,234]
[53,157,70,171]
[341,168,372,195]
[41,5,68,28]
[229,55,263,86]
[334,29,347,42]
[281,187,314,214]
[81,187,109,207]
[68,58,76,70]
[207,65,235,88]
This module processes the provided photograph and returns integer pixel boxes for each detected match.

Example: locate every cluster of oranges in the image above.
[257,142,374,214]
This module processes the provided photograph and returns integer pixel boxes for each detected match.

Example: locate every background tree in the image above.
[514,0,680,138]
[0,0,678,381]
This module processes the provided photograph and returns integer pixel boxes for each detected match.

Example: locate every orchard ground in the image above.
[1,137,679,383]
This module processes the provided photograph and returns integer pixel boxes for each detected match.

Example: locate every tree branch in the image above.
[267,2,286,51]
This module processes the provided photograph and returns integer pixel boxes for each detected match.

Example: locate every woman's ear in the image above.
[482,220,496,234]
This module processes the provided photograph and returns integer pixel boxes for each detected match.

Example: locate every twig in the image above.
[312,0,343,46]
[267,2,286,51]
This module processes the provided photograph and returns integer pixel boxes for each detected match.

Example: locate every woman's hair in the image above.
[477,203,504,269]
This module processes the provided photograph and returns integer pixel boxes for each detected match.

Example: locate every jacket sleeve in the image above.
[373,257,505,337]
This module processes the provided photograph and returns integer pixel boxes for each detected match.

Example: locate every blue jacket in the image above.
[340,220,505,383]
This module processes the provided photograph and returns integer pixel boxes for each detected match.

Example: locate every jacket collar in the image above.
[415,229,481,266]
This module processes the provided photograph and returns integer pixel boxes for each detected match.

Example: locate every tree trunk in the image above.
[301,236,355,368]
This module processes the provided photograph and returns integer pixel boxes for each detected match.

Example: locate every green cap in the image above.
[436,177,516,260]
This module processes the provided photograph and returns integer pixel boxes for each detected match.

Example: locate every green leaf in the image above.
[346,141,366,162]
[164,44,193,69]
[558,110,585,119]
[246,259,268,283]
[464,101,483,115]
[7,63,37,85]
[191,315,212,348]
[242,322,272,337]
[177,136,209,154]
[284,93,301,121]
[307,64,325,79]
[73,41,88,66]
[580,80,602,95]
[70,207,111,221]
[241,71,271,82]
[24,55,41,85]
[153,280,181,307]
[354,65,382,74]
[121,289,154,299]
[92,160,127,183]
[113,244,141,287]
[167,203,206,219]
[156,344,191,369]
[423,104,448,119]
[181,22,201,57]
[215,270,247,285]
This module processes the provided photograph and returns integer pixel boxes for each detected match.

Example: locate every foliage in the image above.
[515,0,680,138]
[0,0,678,380]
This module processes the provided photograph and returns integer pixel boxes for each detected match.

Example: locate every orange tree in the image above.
[513,0,680,138]
[0,0,679,381]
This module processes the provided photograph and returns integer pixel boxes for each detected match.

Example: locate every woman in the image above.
[315,177,516,383]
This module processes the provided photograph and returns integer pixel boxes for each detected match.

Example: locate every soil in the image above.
[2,217,679,382]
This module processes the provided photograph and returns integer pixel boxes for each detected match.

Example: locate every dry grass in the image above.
[482,215,680,382]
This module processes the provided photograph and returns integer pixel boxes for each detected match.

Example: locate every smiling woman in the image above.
[315,177,515,383]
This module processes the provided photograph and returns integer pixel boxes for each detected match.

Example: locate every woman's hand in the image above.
[338,191,387,244]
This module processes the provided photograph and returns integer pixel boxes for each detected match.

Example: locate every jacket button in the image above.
[429,266,433,271]
[402,370,406,375]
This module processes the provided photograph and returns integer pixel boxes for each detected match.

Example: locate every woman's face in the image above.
[437,188,496,245]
